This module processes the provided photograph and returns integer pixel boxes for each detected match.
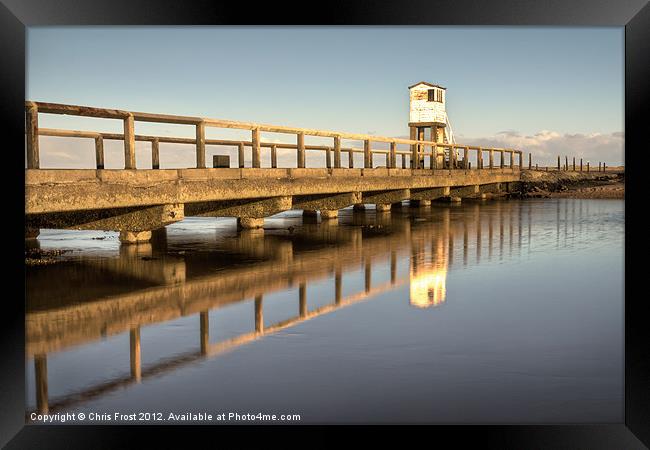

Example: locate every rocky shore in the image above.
[25,248,71,266]
[512,170,624,199]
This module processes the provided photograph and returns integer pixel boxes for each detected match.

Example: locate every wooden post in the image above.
[572,157,576,171]
[95,136,105,169]
[603,162,606,171]
[34,354,48,414]
[565,156,568,171]
[432,143,438,169]
[334,136,341,168]
[364,139,371,168]
[271,144,278,168]
[536,163,538,170]
[580,158,583,171]
[389,142,396,169]
[500,150,504,169]
[528,153,532,170]
[417,128,425,168]
[511,151,515,168]
[587,162,590,172]
[151,138,160,169]
[557,155,561,171]
[409,127,417,168]
[26,102,40,169]
[238,142,245,168]
[252,128,261,168]
[200,311,209,355]
[365,259,371,293]
[335,269,342,305]
[196,121,206,168]
[401,154,406,169]
[124,113,136,169]
[130,327,141,382]
[489,149,494,169]
[255,295,264,333]
[464,147,469,169]
[385,152,390,168]
[431,125,438,170]
[348,150,354,168]
[598,162,602,172]
[297,132,305,168]
[450,145,457,169]
[326,146,332,169]
[299,282,307,317]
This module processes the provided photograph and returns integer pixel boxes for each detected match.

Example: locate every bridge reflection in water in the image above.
[26,200,583,417]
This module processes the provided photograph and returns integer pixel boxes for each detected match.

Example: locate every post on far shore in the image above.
[587,162,590,172]
[572,157,575,171]
[580,158,583,172]
[557,156,560,171]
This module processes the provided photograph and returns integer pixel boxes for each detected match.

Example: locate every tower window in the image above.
[428,89,435,102]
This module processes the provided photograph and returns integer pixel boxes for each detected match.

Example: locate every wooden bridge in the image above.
[25,101,523,242]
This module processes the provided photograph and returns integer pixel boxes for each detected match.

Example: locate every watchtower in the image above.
[408,81,451,168]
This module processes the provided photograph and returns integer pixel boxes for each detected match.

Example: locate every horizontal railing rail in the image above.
[25,101,524,171]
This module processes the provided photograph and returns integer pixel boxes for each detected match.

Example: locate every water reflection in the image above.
[25,199,624,421]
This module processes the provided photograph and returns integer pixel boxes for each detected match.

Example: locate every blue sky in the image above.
[27,27,625,167]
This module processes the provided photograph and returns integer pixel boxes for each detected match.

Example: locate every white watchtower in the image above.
[408,81,455,167]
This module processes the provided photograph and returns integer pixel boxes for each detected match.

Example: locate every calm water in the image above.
[26,199,624,424]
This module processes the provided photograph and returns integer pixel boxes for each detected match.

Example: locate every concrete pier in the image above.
[237,217,265,229]
[320,210,338,219]
[24,101,523,239]
[119,230,153,244]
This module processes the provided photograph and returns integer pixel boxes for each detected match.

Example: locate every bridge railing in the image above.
[25,101,523,171]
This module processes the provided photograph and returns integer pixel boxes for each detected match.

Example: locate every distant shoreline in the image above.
[515,170,624,199]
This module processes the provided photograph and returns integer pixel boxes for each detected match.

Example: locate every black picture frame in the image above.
[1,0,647,447]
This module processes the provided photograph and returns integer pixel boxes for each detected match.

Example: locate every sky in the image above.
[27,26,625,168]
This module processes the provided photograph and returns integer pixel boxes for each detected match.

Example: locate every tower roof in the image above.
[408,81,447,90]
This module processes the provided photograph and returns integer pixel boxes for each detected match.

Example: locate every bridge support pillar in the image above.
[320,209,338,219]
[237,217,265,229]
[410,199,431,207]
[120,230,153,244]
[375,204,391,212]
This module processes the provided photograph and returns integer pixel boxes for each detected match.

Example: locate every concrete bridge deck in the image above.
[25,101,523,241]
